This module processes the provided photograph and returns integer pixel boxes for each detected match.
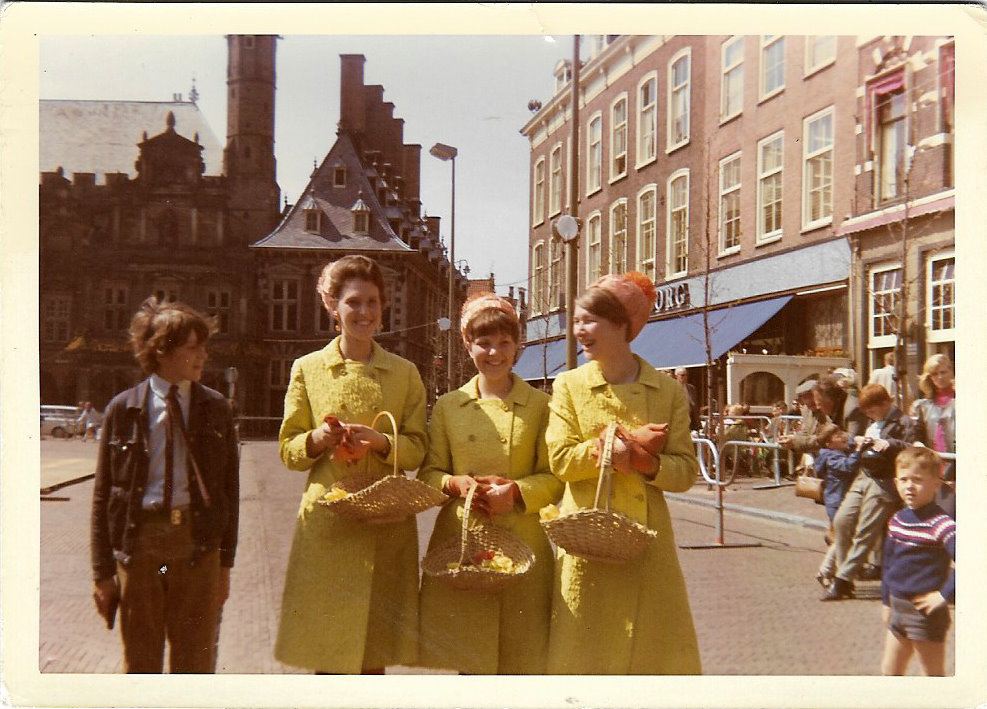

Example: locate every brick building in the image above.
[518,34,954,409]
[39,36,464,416]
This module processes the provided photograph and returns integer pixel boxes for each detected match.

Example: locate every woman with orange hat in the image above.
[545,272,701,674]
[417,293,562,674]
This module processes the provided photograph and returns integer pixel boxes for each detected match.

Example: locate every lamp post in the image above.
[430,142,458,391]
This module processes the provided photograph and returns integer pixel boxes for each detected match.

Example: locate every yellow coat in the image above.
[274,337,427,673]
[418,374,562,674]
[545,357,702,674]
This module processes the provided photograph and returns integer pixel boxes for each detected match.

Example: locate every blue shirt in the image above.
[882,502,956,605]
[142,374,192,510]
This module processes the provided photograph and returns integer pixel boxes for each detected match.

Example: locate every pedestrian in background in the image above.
[910,353,955,518]
[545,271,701,674]
[274,255,427,674]
[869,351,898,402]
[418,293,561,674]
[813,422,862,587]
[90,297,239,673]
[880,447,954,676]
[673,367,701,432]
[76,400,102,441]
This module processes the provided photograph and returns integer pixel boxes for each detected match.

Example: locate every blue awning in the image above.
[631,295,793,369]
[516,295,792,380]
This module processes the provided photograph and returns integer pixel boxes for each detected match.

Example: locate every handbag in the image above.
[794,472,824,503]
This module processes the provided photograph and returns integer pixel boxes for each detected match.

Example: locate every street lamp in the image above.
[430,142,458,391]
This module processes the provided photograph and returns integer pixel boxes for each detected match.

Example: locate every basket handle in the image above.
[370,410,401,478]
[592,423,618,512]
[456,480,479,567]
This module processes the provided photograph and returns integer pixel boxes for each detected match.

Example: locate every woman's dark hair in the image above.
[129,297,214,374]
[463,306,520,345]
[317,255,388,309]
[575,287,630,340]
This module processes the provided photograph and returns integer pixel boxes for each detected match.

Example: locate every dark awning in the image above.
[515,295,792,380]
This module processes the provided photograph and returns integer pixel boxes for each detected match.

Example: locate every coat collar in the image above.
[582,355,663,390]
[323,336,393,372]
[455,373,532,408]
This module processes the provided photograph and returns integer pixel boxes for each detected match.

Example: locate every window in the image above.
[721,36,744,120]
[549,143,564,216]
[152,285,178,304]
[666,171,689,276]
[803,108,834,229]
[548,238,564,311]
[610,94,628,180]
[927,251,955,341]
[719,152,742,253]
[877,88,907,203]
[270,278,299,332]
[206,288,232,335]
[757,132,784,242]
[269,357,292,411]
[353,211,369,233]
[532,242,546,313]
[587,113,602,194]
[304,207,321,234]
[103,284,129,331]
[333,167,347,187]
[668,49,691,149]
[637,186,657,280]
[760,35,785,98]
[637,73,658,166]
[315,293,333,334]
[609,200,628,274]
[586,212,602,286]
[869,265,902,347]
[532,157,546,225]
[806,36,836,74]
[42,294,71,343]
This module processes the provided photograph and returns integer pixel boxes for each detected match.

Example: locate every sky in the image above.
[39,33,573,292]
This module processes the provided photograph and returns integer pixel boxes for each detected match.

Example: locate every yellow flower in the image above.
[323,487,349,502]
[539,503,560,522]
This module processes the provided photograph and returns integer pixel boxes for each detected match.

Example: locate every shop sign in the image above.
[655,283,690,313]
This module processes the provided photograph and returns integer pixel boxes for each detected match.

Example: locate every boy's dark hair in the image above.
[895,446,942,478]
[815,422,843,448]
[129,297,214,374]
[814,375,845,405]
[858,383,892,409]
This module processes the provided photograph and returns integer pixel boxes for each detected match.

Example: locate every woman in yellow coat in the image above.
[274,255,427,674]
[546,272,702,675]
[418,294,562,674]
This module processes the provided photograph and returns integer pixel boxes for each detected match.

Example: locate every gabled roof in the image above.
[40,99,223,181]
[251,132,412,253]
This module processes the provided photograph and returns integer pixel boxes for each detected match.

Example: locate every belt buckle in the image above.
[170,509,183,526]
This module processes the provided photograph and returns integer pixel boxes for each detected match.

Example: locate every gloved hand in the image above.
[474,475,520,516]
[444,475,480,499]
[617,423,666,476]
[324,415,371,465]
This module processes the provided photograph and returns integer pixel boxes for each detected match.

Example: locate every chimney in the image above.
[339,54,366,135]
[388,117,404,182]
[402,144,422,212]
[425,215,441,241]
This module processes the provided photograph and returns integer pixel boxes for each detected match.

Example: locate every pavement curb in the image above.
[665,491,828,530]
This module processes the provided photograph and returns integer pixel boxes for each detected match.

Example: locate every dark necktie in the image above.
[164,384,181,512]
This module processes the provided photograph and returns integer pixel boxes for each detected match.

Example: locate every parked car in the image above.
[40,405,81,438]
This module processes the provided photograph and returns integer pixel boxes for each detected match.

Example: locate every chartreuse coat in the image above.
[545,357,702,674]
[418,374,562,674]
[274,337,427,673]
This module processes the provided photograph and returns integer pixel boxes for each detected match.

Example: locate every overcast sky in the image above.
[39,33,573,292]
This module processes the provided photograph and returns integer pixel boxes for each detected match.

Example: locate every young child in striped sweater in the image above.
[880,446,955,676]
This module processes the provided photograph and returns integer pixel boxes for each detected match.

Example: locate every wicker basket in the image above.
[541,422,658,563]
[317,411,446,525]
[422,483,535,591]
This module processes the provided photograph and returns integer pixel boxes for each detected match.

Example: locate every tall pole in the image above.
[447,155,456,391]
[565,34,581,370]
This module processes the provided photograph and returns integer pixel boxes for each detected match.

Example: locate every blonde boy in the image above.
[880,447,955,676]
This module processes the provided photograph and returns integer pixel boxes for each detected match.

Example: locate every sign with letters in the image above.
[655,283,690,313]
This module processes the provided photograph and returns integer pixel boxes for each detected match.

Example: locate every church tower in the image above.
[224,34,280,246]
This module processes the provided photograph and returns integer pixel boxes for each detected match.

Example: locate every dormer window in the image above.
[333,166,347,188]
[304,207,322,234]
[351,194,371,235]
[554,59,572,93]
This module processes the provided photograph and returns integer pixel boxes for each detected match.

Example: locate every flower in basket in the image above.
[539,504,560,522]
[322,486,349,502]
[445,550,515,573]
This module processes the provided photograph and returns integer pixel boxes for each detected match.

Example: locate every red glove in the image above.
[324,415,370,465]
[474,475,521,516]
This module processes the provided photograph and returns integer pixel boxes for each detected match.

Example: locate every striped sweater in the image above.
[882,502,955,605]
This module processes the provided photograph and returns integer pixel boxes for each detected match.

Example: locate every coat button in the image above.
[501,403,509,411]
[500,436,507,443]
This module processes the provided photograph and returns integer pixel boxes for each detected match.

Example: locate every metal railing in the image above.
[235,416,283,440]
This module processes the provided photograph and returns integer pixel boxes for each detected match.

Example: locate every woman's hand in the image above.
[346,424,391,456]
[474,475,520,516]
[307,416,347,458]
[912,590,947,615]
[444,475,491,515]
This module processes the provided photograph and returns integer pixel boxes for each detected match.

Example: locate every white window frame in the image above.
[759,35,785,100]
[548,238,563,312]
[636,72,658,169]
[876,86,908,204]
[805,36,836,77]
[666,169,690,278]
[802,106,835,231]
[926,249,955,343]
[585,211,603,287]
[636,185,658,280]
[586,112,603,195]
[531,241,547,314]
[718,151,743,256]
[532,157,546,226]
[608,199,628,275]
[756,131,784,244]
[721,36,744,122]
[667,47,691,152]
[270,277,300,333]
[609,93,628,182]
[868,263,903,348]
[206,287,232,335]
[549,143,564,217]
[42,294,71,343]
